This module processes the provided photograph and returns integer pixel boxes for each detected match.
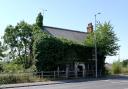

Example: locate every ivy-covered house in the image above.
[36,23,104,77]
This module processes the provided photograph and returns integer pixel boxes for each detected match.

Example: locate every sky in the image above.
[0,0,127,63]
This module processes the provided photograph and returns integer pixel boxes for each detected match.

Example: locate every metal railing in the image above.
[0,70,102,84]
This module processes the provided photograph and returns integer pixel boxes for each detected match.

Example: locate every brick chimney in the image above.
[87,23,93,33]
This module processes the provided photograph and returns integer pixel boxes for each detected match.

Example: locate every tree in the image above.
[36,12,43,29]
[84,22,119,75]
[122,59,128,67]
[0,41,6,60]
[3,21,33,68]
[3,12,43,68]
[85,22,119,56]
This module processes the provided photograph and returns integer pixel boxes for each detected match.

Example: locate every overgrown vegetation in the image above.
[33,34,94,71]
[111,60,122,74]
[110,59,128,74]
[0,73,46,84]
[0,13,44,84]
[0,12,120,84]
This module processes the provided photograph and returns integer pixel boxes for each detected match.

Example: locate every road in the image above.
[8,76,128,89]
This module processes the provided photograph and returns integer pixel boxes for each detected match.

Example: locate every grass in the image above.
[110,60,128,75]
[0,73,48,84]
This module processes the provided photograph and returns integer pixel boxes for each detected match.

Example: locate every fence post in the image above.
[82,64,85,78]
[54,71,56,79]
[85,70,86,77]
[57,66,59,77]
[66,64,69,79]
[100,70,102,77]
[83,70,85,78]
[75,63,78,78]
[41,71,43,78]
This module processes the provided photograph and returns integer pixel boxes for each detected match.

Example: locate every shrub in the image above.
[0,73,46,84]
[105,68,112,75]
[3,63,25,73]
[122,59,128,67]
[25,65,37,72]
[0,73,30,84]
[111,60,121,74]
[121,66,128,74]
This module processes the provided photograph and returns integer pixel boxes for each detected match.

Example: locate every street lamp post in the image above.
[42,9,47,22]
[94,12,101,78]
[42,9,47,16]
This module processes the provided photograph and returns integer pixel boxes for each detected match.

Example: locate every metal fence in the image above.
[38,70,102,78]
[1,70,102,78]
[40,70,96,78]
[0,70,102,84]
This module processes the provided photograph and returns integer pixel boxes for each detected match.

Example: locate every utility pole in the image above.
[94,12,101,78]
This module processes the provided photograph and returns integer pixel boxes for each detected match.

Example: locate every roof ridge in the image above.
[44,26,87,34]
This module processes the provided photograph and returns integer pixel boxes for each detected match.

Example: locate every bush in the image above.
[3,63,25,73]
[0,73,46,84]
[122,59,128,67]
[121,66,128,74]
[25,65,37,72]
[111,60,122,74]
[105,68,112,75]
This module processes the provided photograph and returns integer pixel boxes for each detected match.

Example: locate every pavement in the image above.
[0,78,99,89]
[0,81,61,89]
[0,75,128,89]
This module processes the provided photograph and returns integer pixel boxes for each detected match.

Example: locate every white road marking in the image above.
[121,81,128,83]
[101,79,128,84]
[111,81,128,84]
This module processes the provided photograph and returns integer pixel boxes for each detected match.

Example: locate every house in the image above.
[36,23,104,77]
[39,23,104,77]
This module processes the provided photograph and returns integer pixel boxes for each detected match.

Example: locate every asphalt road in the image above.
[8,76,128,89]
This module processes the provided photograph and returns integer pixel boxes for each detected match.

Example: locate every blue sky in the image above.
[0,0,127,63]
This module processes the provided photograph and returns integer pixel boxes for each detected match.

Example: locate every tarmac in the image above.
[0,75,128,89]
[0,81,63,88]
[0,78,99,89]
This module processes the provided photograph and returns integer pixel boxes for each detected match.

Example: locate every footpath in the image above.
[0,78,99,88]
[0,81,63,88]
[0,75,128,89]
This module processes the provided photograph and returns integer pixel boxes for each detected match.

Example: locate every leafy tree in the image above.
[3,21,33,68]
[0,42,6,71]
[85,22,119,56]
[3,12,43,68]
[122,59,128,67]
[3,25,17,60]
[84,22,119,75]
[36,12,43,29]
[0,41,6,60]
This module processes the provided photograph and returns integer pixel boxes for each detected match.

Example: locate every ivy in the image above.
[33,34,95,71]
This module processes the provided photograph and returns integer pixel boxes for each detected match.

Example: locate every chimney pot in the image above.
[87,23,93,33]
